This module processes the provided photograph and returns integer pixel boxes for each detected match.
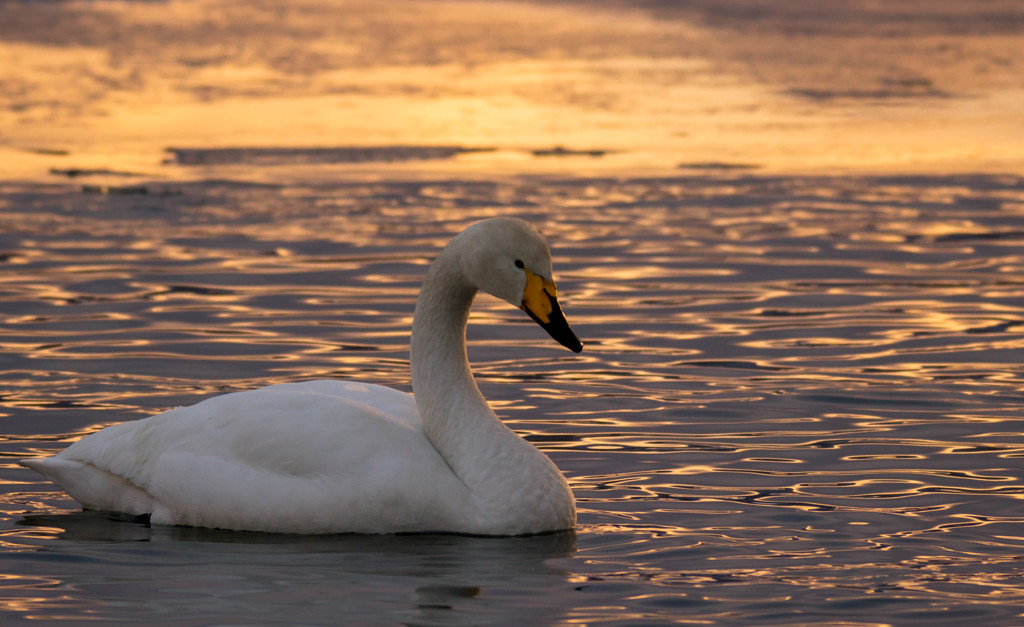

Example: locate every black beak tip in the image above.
[542,319,583,353]
[564,335,583,353]
[523,294,583,353]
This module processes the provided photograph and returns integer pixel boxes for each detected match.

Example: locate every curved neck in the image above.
[411,247,482,414]
[407,233,576,533]
[410,246,501,482]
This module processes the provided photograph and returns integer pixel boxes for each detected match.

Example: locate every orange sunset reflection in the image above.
[1,0,1024,182]
[3,1,1024,624]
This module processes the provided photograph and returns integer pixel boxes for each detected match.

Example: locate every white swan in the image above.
[21,217,583,535]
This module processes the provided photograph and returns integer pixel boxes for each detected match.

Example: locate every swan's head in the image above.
[459,217,583,353]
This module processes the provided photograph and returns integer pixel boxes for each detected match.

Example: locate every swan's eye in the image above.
[514,259,524,269]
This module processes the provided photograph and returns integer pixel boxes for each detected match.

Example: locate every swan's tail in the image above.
[20,457,154,515]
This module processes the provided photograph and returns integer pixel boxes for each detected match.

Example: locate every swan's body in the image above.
[21,218,582,535]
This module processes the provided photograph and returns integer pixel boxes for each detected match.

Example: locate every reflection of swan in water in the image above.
[21,218,583,535]
[16,511,577,623]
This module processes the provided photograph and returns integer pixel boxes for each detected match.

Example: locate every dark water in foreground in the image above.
[2,171,1024,624]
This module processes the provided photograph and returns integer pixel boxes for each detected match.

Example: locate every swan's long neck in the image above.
[408,233,575,534]
[410,246,499,483]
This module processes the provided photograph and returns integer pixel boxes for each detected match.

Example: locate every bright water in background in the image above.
[2,0,1024,624]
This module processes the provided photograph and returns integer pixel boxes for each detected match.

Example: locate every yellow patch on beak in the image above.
[521,269,557,324]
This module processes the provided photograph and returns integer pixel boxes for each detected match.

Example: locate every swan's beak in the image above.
[520,270,583,353]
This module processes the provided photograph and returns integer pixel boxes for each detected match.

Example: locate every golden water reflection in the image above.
[2,0,1024,183]
[2,1,1024,623]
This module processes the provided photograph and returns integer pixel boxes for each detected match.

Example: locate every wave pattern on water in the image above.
[1,173,1024,624]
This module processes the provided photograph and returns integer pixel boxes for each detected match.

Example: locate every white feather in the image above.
[21,218,578,535]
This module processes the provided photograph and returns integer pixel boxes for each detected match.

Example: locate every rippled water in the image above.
[2,171,1023,624]
[4,0,1024,622]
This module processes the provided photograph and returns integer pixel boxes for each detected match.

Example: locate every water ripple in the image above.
[2,173,1024,623]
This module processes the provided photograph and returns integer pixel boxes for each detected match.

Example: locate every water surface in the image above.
[3,172,1023,624]
[2,0,1024,624]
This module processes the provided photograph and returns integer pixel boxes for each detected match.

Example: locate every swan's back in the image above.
[25,381,475,534]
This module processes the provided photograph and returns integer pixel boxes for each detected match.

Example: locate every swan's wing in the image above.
[23,381,473,533]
